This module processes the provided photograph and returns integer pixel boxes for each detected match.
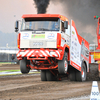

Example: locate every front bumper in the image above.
[17,49,62,60]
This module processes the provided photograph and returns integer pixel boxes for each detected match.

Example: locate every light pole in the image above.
[6,43,9,62]
[14,15,16,48]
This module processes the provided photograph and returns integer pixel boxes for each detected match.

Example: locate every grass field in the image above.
[0,62,11,64]
[0,69,20,72]
[0,62,14,66]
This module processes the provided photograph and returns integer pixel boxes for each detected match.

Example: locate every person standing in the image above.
[11,54,15,64]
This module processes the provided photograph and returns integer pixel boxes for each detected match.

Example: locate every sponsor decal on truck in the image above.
[70,20,89,71]
[31,34,45,39]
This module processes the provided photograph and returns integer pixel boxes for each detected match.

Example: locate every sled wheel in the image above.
[76,63,86,81]
[46,70,56,81]
[58,52,68,74]
[69,68,76,81]
[41,70,47,81]
[20,59,30,74]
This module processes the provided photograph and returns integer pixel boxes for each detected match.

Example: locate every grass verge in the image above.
[0,69,20,72]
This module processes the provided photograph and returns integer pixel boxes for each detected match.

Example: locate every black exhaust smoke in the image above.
[34,0,50,14]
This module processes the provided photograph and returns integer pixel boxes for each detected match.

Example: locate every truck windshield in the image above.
[21,18,60,31]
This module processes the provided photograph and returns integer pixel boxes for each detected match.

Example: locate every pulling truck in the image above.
[15,14,89,81]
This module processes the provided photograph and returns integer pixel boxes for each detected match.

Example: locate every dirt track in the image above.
[0,64,100,100]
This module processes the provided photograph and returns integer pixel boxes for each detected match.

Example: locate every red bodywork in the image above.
[96,18,100,50]
[17,47,69,70]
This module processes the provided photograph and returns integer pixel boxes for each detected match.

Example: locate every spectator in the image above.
[11,54,15,64]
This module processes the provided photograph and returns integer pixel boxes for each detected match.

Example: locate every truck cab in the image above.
[15,14,70,49]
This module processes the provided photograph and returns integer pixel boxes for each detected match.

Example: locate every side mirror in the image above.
[64,21,68,29]
[15,21,19,32]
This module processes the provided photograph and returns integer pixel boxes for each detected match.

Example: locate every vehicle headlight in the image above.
[20,52,25,55]
[50,51,55,55]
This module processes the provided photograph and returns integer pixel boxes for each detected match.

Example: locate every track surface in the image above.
[0,64,20,71]
[0,64,100,100]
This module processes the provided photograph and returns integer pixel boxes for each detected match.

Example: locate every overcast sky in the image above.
[0,0,64,33]
[0,0,99,44]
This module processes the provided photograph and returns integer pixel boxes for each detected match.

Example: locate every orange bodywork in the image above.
[22,14,69,22]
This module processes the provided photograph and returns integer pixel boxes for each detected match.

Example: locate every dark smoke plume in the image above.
[52,0,100,27]
[34,0,50,14]
[51,0,100,43]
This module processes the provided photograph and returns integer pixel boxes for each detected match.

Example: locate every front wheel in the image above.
[58,52,68,74]
[20,59,30,74]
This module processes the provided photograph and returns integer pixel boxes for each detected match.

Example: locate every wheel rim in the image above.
[82,71,85,78]
[82,67,85,79]
[64,60,68,72]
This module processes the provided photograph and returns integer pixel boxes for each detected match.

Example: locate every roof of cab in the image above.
[22,14,68,21]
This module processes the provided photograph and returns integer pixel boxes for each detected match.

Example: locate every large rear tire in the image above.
[76,63,86,81]
[58,52,68,74]
[46,70,56,81]
[20,59,30,74]
[69,68,76,81]
[41,70,47,81]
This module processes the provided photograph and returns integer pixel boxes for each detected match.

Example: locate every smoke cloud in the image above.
[51,0,100,28]
[33,0,100,44]
[34,0,50,14]
[51,0,100,43]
